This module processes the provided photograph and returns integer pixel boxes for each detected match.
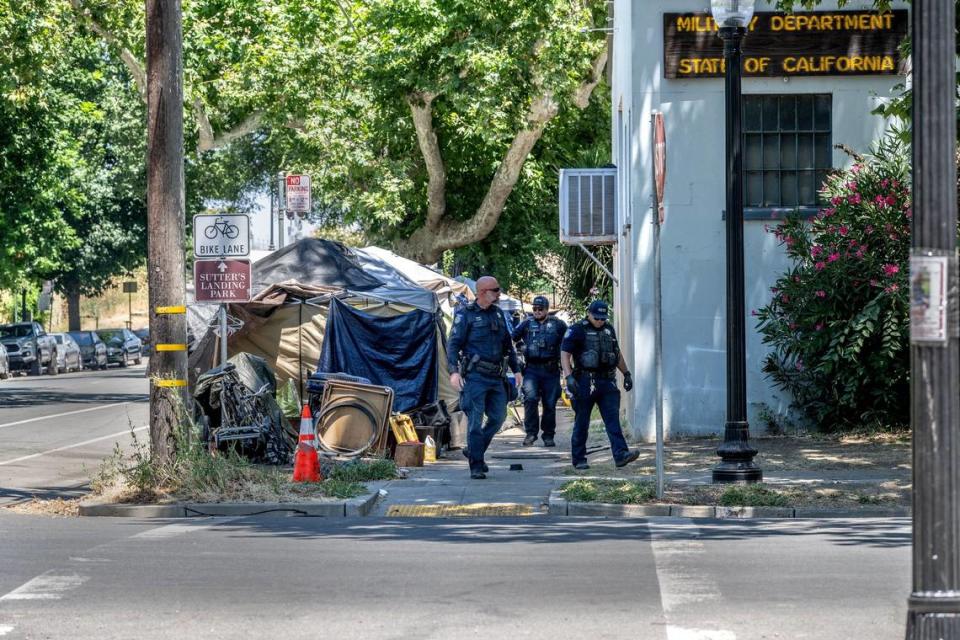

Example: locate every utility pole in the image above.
[905,0,960,637]
[146,0,187,464]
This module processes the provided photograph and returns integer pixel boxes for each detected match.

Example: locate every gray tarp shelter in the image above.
[189,238,458,411]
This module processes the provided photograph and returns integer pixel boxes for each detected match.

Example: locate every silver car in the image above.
[0,343,9,379]
[51,333,82,373]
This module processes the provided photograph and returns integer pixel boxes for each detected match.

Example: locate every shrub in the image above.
[718,484,790,507]
[755,135,911,430]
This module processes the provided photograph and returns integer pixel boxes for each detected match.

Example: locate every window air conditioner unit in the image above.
[559,167,617,246]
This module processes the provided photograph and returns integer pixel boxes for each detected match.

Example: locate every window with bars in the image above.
[743,94,832,211]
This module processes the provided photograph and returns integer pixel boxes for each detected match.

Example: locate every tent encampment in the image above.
[189,238,458,413]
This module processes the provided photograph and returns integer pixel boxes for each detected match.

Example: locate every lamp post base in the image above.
[713,420,762,484]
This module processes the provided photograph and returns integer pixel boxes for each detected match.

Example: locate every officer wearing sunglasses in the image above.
[511,295,566,447]
[447,276,522,479]
[560,300,639,471]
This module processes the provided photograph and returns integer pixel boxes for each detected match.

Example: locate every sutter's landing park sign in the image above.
[664,10,908,79]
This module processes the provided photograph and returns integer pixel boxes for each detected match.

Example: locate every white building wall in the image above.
[612,0,908,439]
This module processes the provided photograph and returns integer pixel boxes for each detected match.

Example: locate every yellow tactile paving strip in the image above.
[386,503,535,517]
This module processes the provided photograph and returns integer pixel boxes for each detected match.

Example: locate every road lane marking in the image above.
[0,624,14,636]
[648,518,736,640]
[0,403,131,430]
[0,572,88,601]
[0,427,148,466]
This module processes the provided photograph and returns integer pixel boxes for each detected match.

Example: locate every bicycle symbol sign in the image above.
[193,213,250,258]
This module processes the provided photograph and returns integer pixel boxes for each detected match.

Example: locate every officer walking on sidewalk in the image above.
[448,275,523,479]
[560,300,639,471]
[512,295,566,447]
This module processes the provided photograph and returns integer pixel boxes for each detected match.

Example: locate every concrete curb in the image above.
[547,491,910,519]
[77,482,386,518]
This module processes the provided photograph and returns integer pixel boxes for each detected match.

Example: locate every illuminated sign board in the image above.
[663,10,908,79]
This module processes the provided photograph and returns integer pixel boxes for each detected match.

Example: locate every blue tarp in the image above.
[318,298,438,412]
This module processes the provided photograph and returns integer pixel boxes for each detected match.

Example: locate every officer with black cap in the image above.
[447,275,522,479]
[560,300,639,470]
[511,295,567,447]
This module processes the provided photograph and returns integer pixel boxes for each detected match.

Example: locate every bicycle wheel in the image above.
[224,224,239,239]
[204,224,218,239]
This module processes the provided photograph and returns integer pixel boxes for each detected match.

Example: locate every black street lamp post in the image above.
[711,0,761,484]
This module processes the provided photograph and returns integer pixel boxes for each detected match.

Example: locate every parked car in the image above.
[68,330,108,370]
[133,327,150,357]
[96,328,142,367]
[51,333,83,373]
[0,322,58,375]
[0,343,9,379]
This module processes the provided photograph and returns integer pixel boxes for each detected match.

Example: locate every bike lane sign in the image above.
[193,213,250,258]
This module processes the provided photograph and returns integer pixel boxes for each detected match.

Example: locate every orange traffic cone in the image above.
[292,403,321,483]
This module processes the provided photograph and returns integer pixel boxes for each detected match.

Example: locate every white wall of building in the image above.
[612,0,909,439]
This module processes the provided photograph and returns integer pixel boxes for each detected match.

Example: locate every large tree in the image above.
[65,0,612,266]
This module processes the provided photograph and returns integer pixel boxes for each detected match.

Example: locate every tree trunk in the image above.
[146,0,188,465]
[67,289,81,331]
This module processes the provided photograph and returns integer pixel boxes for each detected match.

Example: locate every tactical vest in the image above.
[459,302,509,372]
[523,319,561,361]
[576,321,619,372]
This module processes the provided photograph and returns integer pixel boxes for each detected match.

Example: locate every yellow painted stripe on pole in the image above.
[155,344,187,352]
[154,379,187,388]
[155,305,187,314]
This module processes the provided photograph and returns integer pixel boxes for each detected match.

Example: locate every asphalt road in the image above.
[0,363,149,505]
[0,513,910,639]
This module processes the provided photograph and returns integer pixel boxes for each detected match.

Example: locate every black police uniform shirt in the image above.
[561,320,620,371]
[447,302,520,374]
[511,316,568,363]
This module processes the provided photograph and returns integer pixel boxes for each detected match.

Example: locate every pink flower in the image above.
[892,180,900,188]
[815,323,824,331]
[795,359,805,371]
[785,236,795,246]
[839,225,849,237]
[811,245,823,258]
[816,290,826,298]
[870,279,880,287]
[831,196,843,206]
[848,193,862,205]
[905,208,913,220]
[881,179,889,188]
[847,181,858,191]
[828,253,840,262]
[770,287,779,294]
[851,164,862,174]
[849,239,858,248]
[875,194,887,206]
[781,294,790,303]
[751,310,758,316]
[794,276,801,283]
[815,261,826,271]
[885,195,896,207]
[789,323,798,330]
[883,263,900,276]
[865,225,875,234]
[885,284,900,293]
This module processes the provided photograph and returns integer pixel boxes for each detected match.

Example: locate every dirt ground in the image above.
[556,411,912,508]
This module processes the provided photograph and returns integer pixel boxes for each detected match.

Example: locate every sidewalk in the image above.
[373,405,912,517]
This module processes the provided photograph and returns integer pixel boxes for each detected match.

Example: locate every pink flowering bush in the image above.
[755,137,910,429]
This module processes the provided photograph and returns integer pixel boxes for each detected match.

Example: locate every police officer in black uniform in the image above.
[512,295,566,447]
[560,300,639,470]
[447,276,522,479]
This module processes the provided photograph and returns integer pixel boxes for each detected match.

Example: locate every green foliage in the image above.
[718,484,790,507]
[560,478,656,504]
[755,136,912,429]
[328,459,398,482]
[315,478,367,499]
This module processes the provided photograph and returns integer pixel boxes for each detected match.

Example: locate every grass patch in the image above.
[718,484,790,507]
[328,459,397,483]
[89,411,376,504]
[560,478,656,504]
[290,479,367,499]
